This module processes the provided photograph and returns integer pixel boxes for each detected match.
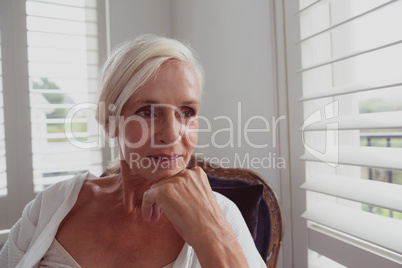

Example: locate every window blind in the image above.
[26,0,103,191]
[0,32,7,196]
[297,0,402,266]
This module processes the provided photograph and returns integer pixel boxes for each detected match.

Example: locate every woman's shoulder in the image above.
[25,172,97,218]
[39,172,95,197]
[69,173,124,212]
[80,173,120,196]
[212,191,240,216]
[212,191,250,233]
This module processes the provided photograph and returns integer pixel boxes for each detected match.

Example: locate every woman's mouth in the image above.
[148,154,183,166]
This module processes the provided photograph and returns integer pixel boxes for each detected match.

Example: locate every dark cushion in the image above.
[255,192,271,262]
[208,176,263,238]
[208,176,271,261]
[212,184,263,239]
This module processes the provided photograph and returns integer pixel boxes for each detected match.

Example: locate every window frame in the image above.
[0,0,108,229]
[271,0,305,267]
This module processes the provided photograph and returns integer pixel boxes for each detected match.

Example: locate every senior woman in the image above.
[0,35,265,267]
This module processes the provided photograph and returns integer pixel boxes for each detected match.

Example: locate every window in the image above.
[26,0,103,192]
[0,0,106,229]
[283,0,402,267]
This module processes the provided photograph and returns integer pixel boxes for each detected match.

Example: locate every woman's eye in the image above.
[177,107,195,118]
[136,107,154,117]
[178,107,196,121]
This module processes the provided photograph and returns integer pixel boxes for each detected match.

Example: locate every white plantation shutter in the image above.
[0,0,106,229]
[294,0,402,267]
[26,0,103,191]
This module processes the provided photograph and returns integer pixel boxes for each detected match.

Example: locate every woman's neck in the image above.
[118,163,155,216]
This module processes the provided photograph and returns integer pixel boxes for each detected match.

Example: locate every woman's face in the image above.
[118,62,199,182]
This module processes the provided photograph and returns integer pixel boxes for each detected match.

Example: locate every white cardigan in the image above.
[0,173,265,268]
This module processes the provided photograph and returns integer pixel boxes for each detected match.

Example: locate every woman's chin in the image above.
[124,156,190,182]
[145,165,187,182]
[152,168,184,181]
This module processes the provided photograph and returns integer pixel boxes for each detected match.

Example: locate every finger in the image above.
[151,203,163,222]
[142,188,163,222]
[142,188,156,220]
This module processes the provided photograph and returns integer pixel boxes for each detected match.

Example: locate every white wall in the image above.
[108,0,281,193]
[108,0,172,47]
[172,0,281,194]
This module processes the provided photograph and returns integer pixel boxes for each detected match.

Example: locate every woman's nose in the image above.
[155,112,183,146]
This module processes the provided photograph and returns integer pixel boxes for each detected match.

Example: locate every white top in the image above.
[0,172,266,267]
[39,238,174,268]
[39,239,81,268]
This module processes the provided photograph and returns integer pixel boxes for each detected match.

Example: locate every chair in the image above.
[187,155,283,268]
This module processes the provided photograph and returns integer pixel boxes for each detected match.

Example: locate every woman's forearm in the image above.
[191,221,249,268]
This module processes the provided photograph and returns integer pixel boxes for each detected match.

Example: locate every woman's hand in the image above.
[141,166,249,267]
[141,167,223,244]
